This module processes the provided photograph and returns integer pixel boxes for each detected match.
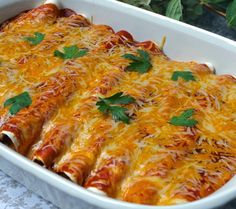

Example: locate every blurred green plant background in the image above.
[118,0,236,28]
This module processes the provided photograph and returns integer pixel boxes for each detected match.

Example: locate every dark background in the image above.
[192,9,236,41]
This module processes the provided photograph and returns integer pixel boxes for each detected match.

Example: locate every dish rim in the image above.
[0,0,236,209]
[1,143,236,209]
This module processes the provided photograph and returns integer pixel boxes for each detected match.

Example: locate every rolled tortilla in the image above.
[0,3,59,32]
[56,152,94,185]
[83,129,141,197]
[122,179,160,205]
[32,123,75,167]
[84,155,130,196]
[0,71,78,154]
[54,100,113,184]
[120,129,198,204]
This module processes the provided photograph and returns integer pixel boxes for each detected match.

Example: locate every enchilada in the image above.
[0,3,235,206]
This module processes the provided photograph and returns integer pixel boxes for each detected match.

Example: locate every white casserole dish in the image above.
[0,0,236,209]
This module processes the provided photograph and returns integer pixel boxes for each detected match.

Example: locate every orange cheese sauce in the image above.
[0,4,236,206]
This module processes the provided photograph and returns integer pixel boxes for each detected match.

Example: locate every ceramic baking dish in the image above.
[0,0,236,209]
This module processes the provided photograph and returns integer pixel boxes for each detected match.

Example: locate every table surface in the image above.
[0,8,236,209]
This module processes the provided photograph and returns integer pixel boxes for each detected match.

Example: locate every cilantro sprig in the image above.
[24,32,45,45]
[96,92,135,124]
[54,45,88,60]
[4,92,32,115]
[169,109,198,127]
[122,49,152,73]
[171,71,196,81]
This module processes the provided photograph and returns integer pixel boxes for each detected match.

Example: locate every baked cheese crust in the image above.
[0,3,235,206]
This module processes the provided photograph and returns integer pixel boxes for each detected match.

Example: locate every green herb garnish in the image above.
[4,92,32,115]
[96,92,135,124]
[169,109,198,127]
[24,32,45,45]
[122,49,152,73]
[171,71,196,81]
[54,45,88,59]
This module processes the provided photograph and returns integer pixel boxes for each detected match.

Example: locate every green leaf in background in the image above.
[119,0,153,10]
[202,0,230,4]
[117,0,236,29]
[120,0,151,5]
[226,0,236,27]
[182,0,203,21]
[166,0,183,20]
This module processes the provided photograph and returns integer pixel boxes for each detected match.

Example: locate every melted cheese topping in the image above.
[0,4,236,206]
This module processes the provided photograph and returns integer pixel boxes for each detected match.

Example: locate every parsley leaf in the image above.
[24,32,45,45]
[169,109,198,127]
[100,92,135,105]
[171,71,196,81]
[54,45,88,59]
[122,49,152,73]
[96,92,135,124]
[110,106,130,124]
[4,92,32,115]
